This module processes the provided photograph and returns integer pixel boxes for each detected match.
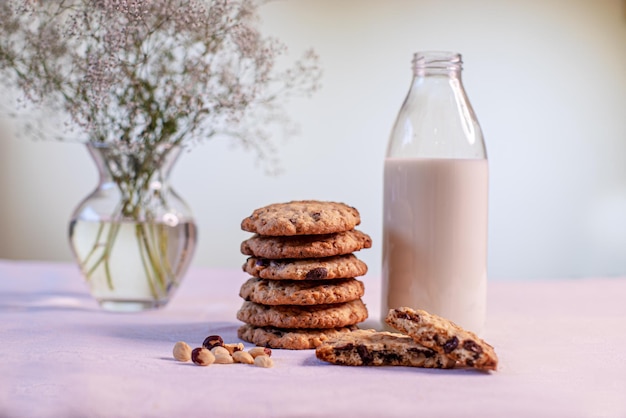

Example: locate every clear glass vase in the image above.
[69,142,197,312]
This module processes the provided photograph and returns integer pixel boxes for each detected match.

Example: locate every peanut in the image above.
[232,350,254,364]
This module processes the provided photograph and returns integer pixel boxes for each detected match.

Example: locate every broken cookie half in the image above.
[315,329,456,368]
[385,307,498,371]
[316,307,499,371]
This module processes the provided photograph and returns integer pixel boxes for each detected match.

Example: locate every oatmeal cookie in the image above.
[240,230,372,259]
[237,324,357,350]
[237,299,368,329]
[242,254,368,280]
[385,307,498,371]
[241,200,361,236]
[239,277,365,306]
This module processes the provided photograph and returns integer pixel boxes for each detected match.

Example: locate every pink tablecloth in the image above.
[1,260,625,418]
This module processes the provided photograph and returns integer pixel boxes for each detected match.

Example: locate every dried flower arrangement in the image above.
[0,0,321,167]
[0,0,321,308]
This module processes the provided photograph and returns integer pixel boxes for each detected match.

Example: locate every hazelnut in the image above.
[248,347,272,358]
[254,355,274,368]
[202,335,224,350]
[172,341,192,362]
[232,350,254,364]
[191,347,215,366]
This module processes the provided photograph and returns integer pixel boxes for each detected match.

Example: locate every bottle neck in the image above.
[412,51,462,78]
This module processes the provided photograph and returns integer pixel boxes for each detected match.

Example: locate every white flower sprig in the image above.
[0,0,322,296]
[0,0,322,172]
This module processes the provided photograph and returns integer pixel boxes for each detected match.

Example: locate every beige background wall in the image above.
[1,0,625,280]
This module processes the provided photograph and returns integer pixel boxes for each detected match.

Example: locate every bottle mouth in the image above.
[412,51,462,73]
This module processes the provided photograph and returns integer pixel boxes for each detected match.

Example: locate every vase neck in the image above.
[87,142,182,187]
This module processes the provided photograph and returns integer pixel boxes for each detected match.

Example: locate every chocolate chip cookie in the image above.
[237,324,358,350]
[239,277,365,306]
[315,329,457,368]
[241,200,361,236]
[385,307,498,371]
[242,254,368,280]
[240,230,372,259]
[237,299,368,329]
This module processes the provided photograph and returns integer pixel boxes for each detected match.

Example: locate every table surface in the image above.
[1,259,625,418]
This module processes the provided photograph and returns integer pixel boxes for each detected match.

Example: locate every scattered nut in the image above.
[191,347,215,366]
[172,336,275,368]
[214,352,235,364]
[210,346,231,357]
[254,354,274,368]
[172,341,192,362]
[232,350,254,364]
[248,347,272,358]
[202,335,224,350]
[224,342,245,355]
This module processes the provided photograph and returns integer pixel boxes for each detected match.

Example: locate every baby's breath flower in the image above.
[0,0,322,173]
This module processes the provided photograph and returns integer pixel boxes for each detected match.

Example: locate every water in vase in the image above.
[69,219,197,311]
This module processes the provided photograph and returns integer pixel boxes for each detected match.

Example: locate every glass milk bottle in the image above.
[381,51,488,334]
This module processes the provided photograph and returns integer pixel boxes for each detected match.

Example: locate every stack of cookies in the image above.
[236,200,372,349]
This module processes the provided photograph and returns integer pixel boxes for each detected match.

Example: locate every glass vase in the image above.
[69,142,197,312]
